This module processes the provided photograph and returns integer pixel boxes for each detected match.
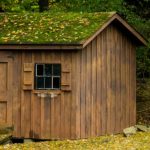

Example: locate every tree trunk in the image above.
[38,0,49,12]
[0,7,4,12]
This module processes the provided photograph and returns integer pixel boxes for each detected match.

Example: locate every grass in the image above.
[0,11,115,44]
[0,132,150,150]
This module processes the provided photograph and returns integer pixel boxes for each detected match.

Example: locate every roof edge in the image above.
[82,13,147,48]
[0,43,83,50]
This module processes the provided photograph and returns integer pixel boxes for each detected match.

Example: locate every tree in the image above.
[124,0,150,19]
[0,0,10,12]
[38,0,49,12]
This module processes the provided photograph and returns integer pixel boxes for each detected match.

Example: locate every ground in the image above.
[137,79,150,125]
[0,132,150,150]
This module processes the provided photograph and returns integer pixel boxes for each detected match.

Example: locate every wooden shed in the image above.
[0,12,147,140]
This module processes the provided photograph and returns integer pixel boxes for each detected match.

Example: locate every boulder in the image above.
[135,125,149,132]
[123,126,137,137]
[24,139,34,143]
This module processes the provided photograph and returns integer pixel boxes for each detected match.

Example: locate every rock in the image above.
[24,139,34,143]
[0,124,14,134]
[123,126,137,137]
[135,125,149,132]
[0,134,12,145]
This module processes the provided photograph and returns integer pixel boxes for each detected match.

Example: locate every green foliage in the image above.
[0,12,114,44]
[58,0,123,12]
[124,0,150,19]
[137,47,150,79]
[21,0,39,12]
[0,0,39,12]
[122,0,150,79]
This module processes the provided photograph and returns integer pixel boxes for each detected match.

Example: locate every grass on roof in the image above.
[0,11,115,44]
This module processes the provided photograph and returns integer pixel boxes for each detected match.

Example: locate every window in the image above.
[35,64,61,90]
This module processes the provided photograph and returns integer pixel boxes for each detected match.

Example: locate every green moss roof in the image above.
[0,12,115,44]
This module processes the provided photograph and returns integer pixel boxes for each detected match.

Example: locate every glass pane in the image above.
[53,64,61,76]
[53,77,60,89]
[37,64,44,76]
[45,64,52,76]
[36,77,44,89]
[45,77,52,89]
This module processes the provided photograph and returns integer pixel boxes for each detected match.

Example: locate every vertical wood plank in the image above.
[70,51,77,139]
[61,52,72,139]
[133,44,136,125]
[13,52,21,137]
[85,44,92,138]
[54,94,61,139]
[101,31,107,135]
[91,39,97,136]
[109,25,116,133]
[119,28,126,130]
[129,43,136,126]
[76,51,81,139]
[80,48,86,138]
[115,27,121,133]
[32,52,42,139]
[60,91,65,139]
[125,36,130,128]
[106,26,112,134]
[96,34,102,136]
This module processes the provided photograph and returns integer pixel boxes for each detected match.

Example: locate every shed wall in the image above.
[0,23,136,140]
[20,51,80,139]
[77,23,136,138]
[0,50,80,140]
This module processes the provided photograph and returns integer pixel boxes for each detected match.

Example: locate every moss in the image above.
[0,11,115,44]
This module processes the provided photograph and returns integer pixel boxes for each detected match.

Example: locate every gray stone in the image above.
[135,125,149,132]
[123,126,137,137]
[24,139,34,143]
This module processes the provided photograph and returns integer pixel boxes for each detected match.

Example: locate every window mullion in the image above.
[43,64,45,89]
[51,76,53,89]
[52,64,53,89]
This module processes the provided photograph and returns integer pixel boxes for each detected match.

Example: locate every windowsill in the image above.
[33,89,61,95]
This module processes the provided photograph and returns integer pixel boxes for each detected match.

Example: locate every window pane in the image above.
[45,77,52,89]
[45,64,52,76]
[37,64,44,76]
[53,77,60,89]
[53,64,61,76]
[36,77,44,89]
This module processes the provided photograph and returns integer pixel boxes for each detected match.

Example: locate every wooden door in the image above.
[0,58,13,125]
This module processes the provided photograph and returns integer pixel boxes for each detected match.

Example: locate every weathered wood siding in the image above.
[78,23,136,138]
[19,51,79,139]
[0,23,136,140]
[0,50,79,140]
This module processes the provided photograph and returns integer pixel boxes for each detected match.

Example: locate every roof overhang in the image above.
[0,43,83,50]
